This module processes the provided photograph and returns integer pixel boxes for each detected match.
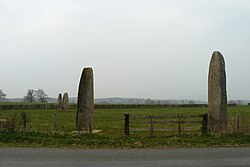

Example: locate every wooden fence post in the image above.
[178,115,181,135]
[202,113,208,134]
[53,113,57,132]
[150,116,154,137]
[124,114,130,137]
[236,115,240,132]
[20,112,27,130]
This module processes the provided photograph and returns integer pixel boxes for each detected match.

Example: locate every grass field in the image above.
[0,105,250,148]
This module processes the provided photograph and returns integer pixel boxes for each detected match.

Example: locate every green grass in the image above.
[0,106,250,148]
[0,102,50,105]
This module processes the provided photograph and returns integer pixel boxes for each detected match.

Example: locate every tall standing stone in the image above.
[208,51,228,133]
[62,92,69,112]
[76,67,94,132]
[57,93,62,110]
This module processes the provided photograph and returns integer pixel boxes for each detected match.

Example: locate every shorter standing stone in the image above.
[57,93,62,110]
[62,92,69,112]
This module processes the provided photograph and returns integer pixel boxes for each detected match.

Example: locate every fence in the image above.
[124,113,208,137]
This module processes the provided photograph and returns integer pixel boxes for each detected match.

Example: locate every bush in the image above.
[5,113,18,132]
[2,112,31,132]
[228,112,250,134]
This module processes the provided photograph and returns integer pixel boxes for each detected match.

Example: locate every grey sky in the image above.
[1,0,250,100]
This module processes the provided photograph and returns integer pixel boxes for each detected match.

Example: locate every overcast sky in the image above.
[1,0,250,100]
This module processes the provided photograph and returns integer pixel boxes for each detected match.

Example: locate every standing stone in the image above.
[62,92,69,112]
[76,67,94,132]
[208,51,228,133]
[57,93,62,110]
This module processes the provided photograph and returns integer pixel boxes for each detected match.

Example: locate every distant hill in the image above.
[94,98,207,105]
[4,97,249,105]
[5,97,207,104]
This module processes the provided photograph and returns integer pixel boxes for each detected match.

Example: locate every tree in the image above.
[145,98,155,104]
[36,89,48,103]
[24,89,36,102]
[0,89,7,102]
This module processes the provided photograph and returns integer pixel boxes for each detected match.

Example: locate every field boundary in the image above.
[0,104,210,110]
[0,103,239,110]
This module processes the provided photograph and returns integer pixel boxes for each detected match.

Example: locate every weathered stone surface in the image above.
[208,51,228,133]
[57,93,62,110]
[62,92,69,112]
[76,67,94,132]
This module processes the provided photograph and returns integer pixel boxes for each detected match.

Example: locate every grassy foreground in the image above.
[0,106,250,148]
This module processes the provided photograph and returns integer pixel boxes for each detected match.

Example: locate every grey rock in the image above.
[76,67,94,132]
[208,51,228,133]
[57,93,62,110]
[62,93,69,112]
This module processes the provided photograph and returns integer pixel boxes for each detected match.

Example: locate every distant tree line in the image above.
[0,89,7,102]
[24,89,49,103]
